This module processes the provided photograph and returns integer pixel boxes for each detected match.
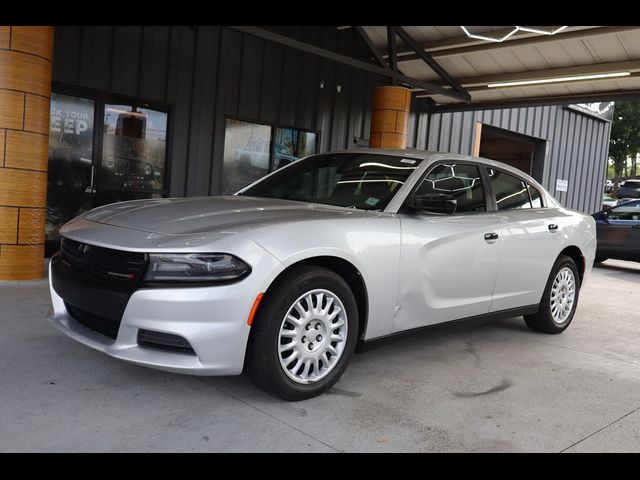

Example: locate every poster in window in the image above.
[100,104,168,201]
[222,119,272,195]
[46,93,96,253]
[273,127,317,171]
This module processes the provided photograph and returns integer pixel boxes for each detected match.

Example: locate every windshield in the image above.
[238,153,421,210]
[623,181,640,187]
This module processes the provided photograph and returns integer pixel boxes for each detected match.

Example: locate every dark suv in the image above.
[618,179,640,199]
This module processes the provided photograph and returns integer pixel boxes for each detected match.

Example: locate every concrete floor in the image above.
[1,259,639,452]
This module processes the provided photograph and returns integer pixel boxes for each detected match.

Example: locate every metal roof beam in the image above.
[425,59,640,89]
[394,26,469,98]
[353,26,391,71]
[430,89,640,113]
[228,26,470,102]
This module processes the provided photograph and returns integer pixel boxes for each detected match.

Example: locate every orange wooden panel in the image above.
[10,26,54,61]
[0,26,10,49]
[371,109,398,134]
[379,132,406,149]
[395,110,409,135]
[0,50,52,97]
[0,244,45,280]
[472,122,483,157]
[5,130,48,171]
[24,94,50,134]
[0,168,47,207]
[368,132,382,148]
[18,208,45,245]
[372,86,411,112]
[0,207,18,244]
[0,129,4,165]
[0,89,25,130]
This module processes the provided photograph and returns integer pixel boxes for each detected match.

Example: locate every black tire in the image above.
[594,257,608,263]
[244,264,359,401]
[524,255,580,334]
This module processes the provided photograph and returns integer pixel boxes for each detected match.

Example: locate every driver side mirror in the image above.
[411,193,457,215]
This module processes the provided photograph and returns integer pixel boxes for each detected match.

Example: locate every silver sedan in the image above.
[48,149,597,400]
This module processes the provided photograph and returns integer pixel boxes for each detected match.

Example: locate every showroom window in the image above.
[222,118,318,195]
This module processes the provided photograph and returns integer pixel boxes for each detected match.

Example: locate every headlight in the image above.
[144,253,250,282]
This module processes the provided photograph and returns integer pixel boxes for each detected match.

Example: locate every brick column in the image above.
[0,26,53,280]
[368,85,411,149]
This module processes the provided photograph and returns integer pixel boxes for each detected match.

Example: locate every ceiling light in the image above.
[487,71,631,88]
[460,26,519,43]
[517,26,568,35]
[460,25,569,43]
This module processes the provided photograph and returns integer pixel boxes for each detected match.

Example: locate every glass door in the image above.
[46,91,170,256]
[97,103,168,205]
[46,92,97,257]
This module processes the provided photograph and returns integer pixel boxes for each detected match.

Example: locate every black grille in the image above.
[65,303,121,340]
[61,238,147,285]
[137,329,196,355]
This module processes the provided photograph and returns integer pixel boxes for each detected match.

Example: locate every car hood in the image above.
[79,195,359,236]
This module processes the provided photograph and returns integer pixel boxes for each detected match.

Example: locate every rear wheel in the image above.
[245,265,358,401]
[524,255,580,334]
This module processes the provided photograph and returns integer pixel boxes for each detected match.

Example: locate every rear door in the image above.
[484,167,563,312]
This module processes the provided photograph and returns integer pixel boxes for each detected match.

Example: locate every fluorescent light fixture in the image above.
[518,26,568,35]
[460,25,569,43]
[460,26,519,43]
[487,71,631,88]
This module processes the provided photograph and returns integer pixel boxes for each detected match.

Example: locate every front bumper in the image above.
[48,247,283,376]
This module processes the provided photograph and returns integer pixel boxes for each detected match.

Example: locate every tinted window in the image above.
[608,201,640,221]
[241,153,421,211]
[487,169,532,210]
[528,184,543,208]
[415,163,486,213]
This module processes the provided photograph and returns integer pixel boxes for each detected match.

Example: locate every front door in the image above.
[394,161,502,332]
[597,200,640,261]
[45,92,169,256]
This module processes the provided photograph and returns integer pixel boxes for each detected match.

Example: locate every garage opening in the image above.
[474,123,546,182]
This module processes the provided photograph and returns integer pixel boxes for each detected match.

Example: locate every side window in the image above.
[415,163,486,213]
[487,168,532,210]
[528,184,543,208]
[608,201,640,221]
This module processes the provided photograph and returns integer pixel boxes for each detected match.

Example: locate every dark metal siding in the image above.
[52,26,385,197]
[409,105,611,214]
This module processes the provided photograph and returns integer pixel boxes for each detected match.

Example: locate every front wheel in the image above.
[245,265,359,401]
[524,255,580,334]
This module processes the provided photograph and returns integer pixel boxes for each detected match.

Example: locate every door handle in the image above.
[85,165,96,194]
[484,232,499,242]
[548,224,559,232]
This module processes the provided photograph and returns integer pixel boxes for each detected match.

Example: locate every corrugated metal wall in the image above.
[52,26,386,197]
[408,104,611,214]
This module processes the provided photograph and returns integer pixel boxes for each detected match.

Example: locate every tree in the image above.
[609,102,640,192]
